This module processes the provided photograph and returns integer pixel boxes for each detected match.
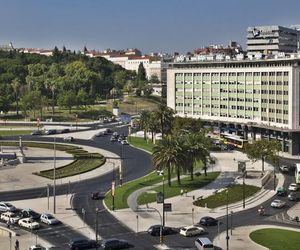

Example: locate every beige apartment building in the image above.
[167,57,300,155]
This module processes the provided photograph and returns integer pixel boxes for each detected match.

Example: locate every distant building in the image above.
[0,42,14,51]
[247,25,299,55]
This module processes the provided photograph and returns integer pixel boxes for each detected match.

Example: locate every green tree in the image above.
[152,136,183,186]
[11,78,21,115]
[245,139,281,172]
[143,85,153,97]
[172,117,203,135]
[137,62,147,81]
[57,91,77,113]
[149,74,160,83]
[77,89,89,109]
[154,104,174,137]
[138,110,151,140]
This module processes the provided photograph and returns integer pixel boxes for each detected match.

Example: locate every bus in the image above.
[295,164,300,184]
[222,135,248,149]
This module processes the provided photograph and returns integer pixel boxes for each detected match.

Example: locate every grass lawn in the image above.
[129,136,154,152]
[193,184,260,208]
[0,130,33,136]
[250,228,300,250]
[137,172,220,205]
[104,172,166,210]
[0,141,105,179]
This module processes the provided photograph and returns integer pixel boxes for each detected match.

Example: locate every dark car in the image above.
[61,128,70,133]
[101,238,130,250]
[91,192,105,200]
[288,192,299,201]
[277,186,287,197]
[18,209,41,220]
[31,130,43,135]
[199,216,218,226]
[45,129,56,135]
[105,128,113,134]
[68,238,97,250]
[147,225,175,236]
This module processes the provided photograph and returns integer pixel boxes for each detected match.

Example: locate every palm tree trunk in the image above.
[168,167,171,187]
[190,164,194,181]
[262,157,265,172]
[16,93,19,115]
[177,167,181,185]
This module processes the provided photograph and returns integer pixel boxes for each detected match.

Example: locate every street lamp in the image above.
[95,208,99,250]
[53,136,56,214]
[111,162,116,211]
[226,190,229,250]
[162,176,165,227]
[146,204,163,245]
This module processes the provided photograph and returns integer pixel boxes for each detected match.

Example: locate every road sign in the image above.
[163,203,172,212]
[156,192,164,204]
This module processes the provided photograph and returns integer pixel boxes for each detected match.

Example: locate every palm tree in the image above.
[181,133,210,180]
[139,110,151,140]
[152,136,183,186]
[11,78,21,115]
[154,104,174,137]
[148,112,160,143]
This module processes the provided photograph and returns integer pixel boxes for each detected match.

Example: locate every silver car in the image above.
[0,202,17,212]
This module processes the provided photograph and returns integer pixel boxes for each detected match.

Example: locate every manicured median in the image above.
[0,130,33,136]
[128,136,154,152]
[193,184,260,208]
[250,228,300,250]
[0,141,105,179]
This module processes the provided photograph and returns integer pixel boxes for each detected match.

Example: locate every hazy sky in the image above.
[1,0,300,54]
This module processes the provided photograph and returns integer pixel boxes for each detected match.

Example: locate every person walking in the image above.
[15,239,19,250]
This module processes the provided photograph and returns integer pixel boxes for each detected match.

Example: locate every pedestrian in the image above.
[7,219,11,229]
[180,189,184,196]
[15,239,19,250]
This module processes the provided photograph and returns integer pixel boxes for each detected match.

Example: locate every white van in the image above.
[195,237,214,250]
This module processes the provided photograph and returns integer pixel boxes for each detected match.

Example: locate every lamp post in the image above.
[226,190,229,250]
[95,208,99,250]
[162,176,165,227]
[146,204,163,245]
[243,174,245,209]
[53,136,56,214]
[111,162,116,211]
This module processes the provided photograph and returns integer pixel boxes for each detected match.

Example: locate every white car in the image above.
[40,213,60,225]
[18,218,40,229]
[63,136,74,142]
[180,225,205,237]
[271,199,286,208]
[279,165,289,173]
[288,183,298,191]
[121,140,129,145]
[0,211,20,224]
[0,202,17,212]
[29,246,48,250]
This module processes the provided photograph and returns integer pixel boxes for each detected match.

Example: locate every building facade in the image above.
[247,25,299,55]
[167,58,300,155]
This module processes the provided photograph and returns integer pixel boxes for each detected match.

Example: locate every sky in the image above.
[1,0,300,54]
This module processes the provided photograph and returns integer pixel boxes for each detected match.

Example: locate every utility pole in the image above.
[162,176,165,227]
[95,208,99,250]
[53,137,56,214]
[226,190,230,250]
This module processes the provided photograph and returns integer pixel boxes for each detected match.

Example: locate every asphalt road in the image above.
[1,126,300,249]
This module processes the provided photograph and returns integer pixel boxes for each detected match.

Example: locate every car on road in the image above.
[288,183,299,191]
[199,216,218,226]
[61,128,70,133]
[63,136,74,142]
[288,192,299,201]
[279,165,290,173]
[101,238,131,249]
[180,225,205,237]
[45,129,56,135]
[147,225,176,236]
[271,199,286,208]
[68,238,97,250]
[95,131,105,137]
[91,192,105,200]
[276,186,287,196]
[31,130,43,136]
[110,136,117,142]
[18,209,41,220]
[0,211,21,224]
[0,202,17,212]
[40,213,60,225]
[29,246,48,250]
[18,218,40,229]
[121,140,129,145]
[195,237,214,250]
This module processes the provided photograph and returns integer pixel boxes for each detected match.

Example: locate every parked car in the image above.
[0,202,17,212]
[29,246,48,250]
[110,136,117,142]
[271,199,286,208]
[63,136,74,142]
[0,211,21,224]
[180,225,205,237]
[18,218,40,229]
[91,192,105,200]
[276,186,287,196]
[68,238,97,250]
[31,130,43,136]
[147,225,175,236]
[288,183,299,191]
[279,165,290,173]
[195,237,214,250]
[95,131,105,137]
[199,216,218,226]
[18,209,41,220]
[40,213,60,225]
[101,238,130,250]
[121,140,129,145]
[45,129,56,135]
[288,192,299,201]
[105,128,113,134]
